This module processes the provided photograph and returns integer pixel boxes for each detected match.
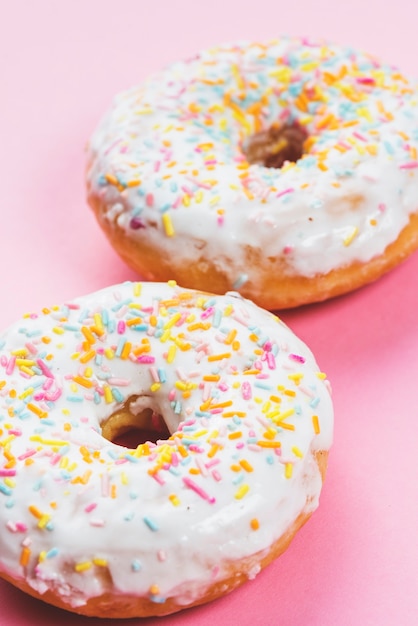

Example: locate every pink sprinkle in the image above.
[25,342,38,355]
[242,381,252,400]
[154,160,161,172]
[353,131,368,142]
[117,321,126,334]
[283,245,294,254]
[45,388,62,402]
[6,356,16,375]
[146,193,154,207]
[266,353,276,370]
[16,522,28,532]
[107,378,130,386]
[0,469,16,477]
[90,519,105,527]
[289,353,306,364]
[18,449,37,461]
[201,306,214,320]
[151,472,165,485]
[400,161,418,169]
[84,503,98,514]
[276,187,294,199]
[37,359,54,378]
[137,355,155,364]
[378,203,386,212]
[149,367,160,383]
[173,195,182,209]
[183,476,216,503]
[8,429,21,436]
[158,550,166,562]
[356,76,375,85]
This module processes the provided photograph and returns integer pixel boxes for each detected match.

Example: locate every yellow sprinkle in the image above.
[52,327,64,335]
[18,387,35,400]
[38,514,51,529]
[150,382,161,392]
[234,484,250,500]
[104,347,114,360]
[169,493,181,506]
[292,446,304,458]
[162,213,175,237]
[285,463,293,479]
[343,226,359,247]
[16,359,36,367]
[103,385,113,404]
[75,561,92,573]
[93,558,108,567]
[166,344,177,363]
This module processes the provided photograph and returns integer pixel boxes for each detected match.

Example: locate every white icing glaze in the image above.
[87,38,418,289]
[0,281,332,611]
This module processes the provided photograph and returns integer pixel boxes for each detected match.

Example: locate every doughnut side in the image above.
[89,195,418,310]
[0,450,328,618]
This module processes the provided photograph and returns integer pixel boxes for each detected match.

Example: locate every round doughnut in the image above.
[0,281,333,618]
[86,37,418,310]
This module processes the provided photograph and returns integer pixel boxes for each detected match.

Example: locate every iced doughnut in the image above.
[86,37,418,309]
[0,281,333,617]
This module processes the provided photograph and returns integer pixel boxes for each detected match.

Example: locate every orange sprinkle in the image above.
[228,431,242,440]
[239,459,254,472]
[207,352,231,362]
[73,376,95,389]
[79,349,96,364]
[20,546,31,567]
[250,518,260,531]
[81,326,96,345]
[312,414,320,434]
[257,440,281,448]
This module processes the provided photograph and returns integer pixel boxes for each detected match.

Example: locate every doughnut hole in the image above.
[243,121,308,168]
[101,395,171,449]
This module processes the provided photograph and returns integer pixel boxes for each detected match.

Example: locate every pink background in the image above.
[1,1,418,624]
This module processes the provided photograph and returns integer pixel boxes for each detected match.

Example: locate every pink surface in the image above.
[1,1,418,624]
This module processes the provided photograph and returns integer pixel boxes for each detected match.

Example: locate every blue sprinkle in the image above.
[157,368,167,383]
[310,397,320,408]
[254,381,273,391]
[143,516,159,532]
[46,548,59,559]
[232,274,248,290]
[212,309,222,328]
[131,559,142,572]
[111,388,124,403]
[115,337,126,357]
[0,483,12,496]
